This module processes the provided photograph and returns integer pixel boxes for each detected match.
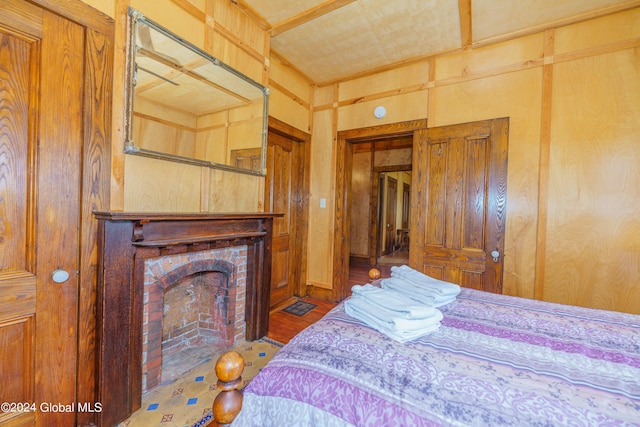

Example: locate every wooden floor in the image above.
[267,261,402,343]
[267,296,336,344]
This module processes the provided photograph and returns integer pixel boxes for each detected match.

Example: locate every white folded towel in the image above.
[344,296,442,342]
[380,277,457,307]
[346,296,442,332]
[391,265,461,297]
[350,284,440,319]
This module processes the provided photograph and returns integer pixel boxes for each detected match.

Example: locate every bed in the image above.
[212,284,640,426]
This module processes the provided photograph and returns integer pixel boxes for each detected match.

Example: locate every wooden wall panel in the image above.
[211,0,266,58]
[471,0,628,41]
[268,55,312,133]
[435,33,544,82]
[124,156,264,213]
[134,97,196,128]
[338,62,429,101]
[133,117,197,158]
[350,150,372,257]
[130,0,204,49]
[374,148,412,166]
[553,7,640,54]
[195,127,226,164]
[227,118,264,154]
[336,62,429,131]
[270,54,312,102]
[269,87,310,134]
[338,90,428,131]
[124,156,201,211]
[313,84,335,107]
[544,49,640,312]
[307,109,335,289]
[208,169,263,212]
[212,35,264,84]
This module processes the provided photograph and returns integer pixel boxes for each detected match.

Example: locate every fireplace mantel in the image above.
[94,212,281,426]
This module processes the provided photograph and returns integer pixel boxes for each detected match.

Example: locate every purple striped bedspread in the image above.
[232,288,640,426]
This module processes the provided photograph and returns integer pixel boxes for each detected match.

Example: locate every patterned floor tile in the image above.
[117,339,281,427]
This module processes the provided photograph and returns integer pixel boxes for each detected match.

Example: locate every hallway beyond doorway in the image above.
[378,248,409,265]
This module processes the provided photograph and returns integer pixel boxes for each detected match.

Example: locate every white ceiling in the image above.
[237,0,636,85]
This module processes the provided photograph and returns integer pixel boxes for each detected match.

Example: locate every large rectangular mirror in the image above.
[124,8,269,175]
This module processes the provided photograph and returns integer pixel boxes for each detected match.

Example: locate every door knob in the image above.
[51,269,70,283]
[491,250,500,262]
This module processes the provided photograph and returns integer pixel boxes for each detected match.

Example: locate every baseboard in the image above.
[306,284,334,301]
[349,255,370,266]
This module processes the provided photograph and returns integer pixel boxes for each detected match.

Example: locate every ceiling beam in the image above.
[458,0,472,47]
[271,0,359,37]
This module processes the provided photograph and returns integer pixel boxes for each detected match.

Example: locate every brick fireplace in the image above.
[94,212,280,426]
[142,246,247,392]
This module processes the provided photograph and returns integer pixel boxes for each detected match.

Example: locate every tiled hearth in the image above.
[142,246,247,392]
[117,339,283,427]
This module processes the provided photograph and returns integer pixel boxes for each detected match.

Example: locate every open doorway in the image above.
[349,137,412,268]
[376,170,410,266]
[332,119,427,301]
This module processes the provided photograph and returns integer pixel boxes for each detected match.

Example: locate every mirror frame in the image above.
[124,8,269,176]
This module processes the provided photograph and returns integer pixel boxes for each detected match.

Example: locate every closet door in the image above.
[266,132,296,308]
[0,1,111,425]
[265,119,311,308]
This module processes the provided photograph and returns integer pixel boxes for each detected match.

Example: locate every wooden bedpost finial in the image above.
[215,350,244,382]
[212,351,245,426]
[369,268,381,281]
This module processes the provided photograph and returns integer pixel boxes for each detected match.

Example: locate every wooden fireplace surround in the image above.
[94,212,281,427]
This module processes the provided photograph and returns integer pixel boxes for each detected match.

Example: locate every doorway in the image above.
[334,119,427,301]
[334,117,509,301]
[349,137,412,270]
[376,171,410,266]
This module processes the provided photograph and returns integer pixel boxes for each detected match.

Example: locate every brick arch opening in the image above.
[141,248,247,392]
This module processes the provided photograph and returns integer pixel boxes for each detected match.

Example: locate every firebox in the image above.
[141,247,247,392]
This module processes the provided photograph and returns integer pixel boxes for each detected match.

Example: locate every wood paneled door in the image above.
[0,1,112,426]
[410,118,509,294]
[265,118,310,309]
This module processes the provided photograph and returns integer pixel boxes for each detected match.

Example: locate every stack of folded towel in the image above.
[381,265,461,307]
[344,284,443,343]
